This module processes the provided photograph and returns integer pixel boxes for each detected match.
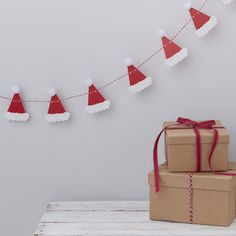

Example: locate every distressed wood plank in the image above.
[41,210,150,223]
[47,201,148,211]
[36,221,236,234]
[36,224,236,236]
[35,233,236,236]
[35,201,236,236]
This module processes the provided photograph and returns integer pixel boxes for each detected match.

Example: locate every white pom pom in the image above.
[48,87,56,96]
[184,1,192,9]
[158,30,165,37]
[124,58,132,66]
[85,78,93,86]
[12,85,20,93]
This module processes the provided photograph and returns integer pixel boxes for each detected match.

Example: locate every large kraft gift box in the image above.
[223,162,236,214]
[164,120,229,172]
[149,164,235,226]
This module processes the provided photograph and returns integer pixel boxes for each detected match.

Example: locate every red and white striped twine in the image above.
[0,0,209,103]
[188,174,194,224]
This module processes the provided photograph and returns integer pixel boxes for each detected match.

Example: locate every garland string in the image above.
[0,0,208,103]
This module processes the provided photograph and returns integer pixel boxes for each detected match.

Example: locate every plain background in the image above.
[0,0,235,235]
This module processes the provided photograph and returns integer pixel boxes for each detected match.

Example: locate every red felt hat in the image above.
[85,79,111,114]
[45,88,70,122]
[158,30,188,67]
[185,2,217,37]
[5,86,30,122]
[124,58,152,93]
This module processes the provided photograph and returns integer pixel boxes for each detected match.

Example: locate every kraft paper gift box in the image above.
[221,162,236,214]
[164,120,229,172]
[148,164,235,226]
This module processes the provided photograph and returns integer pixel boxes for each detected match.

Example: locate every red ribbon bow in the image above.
[153,117,219,193]
[177,117,216,129]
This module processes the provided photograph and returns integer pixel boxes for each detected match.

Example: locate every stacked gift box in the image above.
[149,118,236,226]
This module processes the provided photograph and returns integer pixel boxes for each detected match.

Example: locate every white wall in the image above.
[0,0,235,235]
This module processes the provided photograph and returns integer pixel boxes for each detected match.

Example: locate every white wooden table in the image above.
[35,201,236,236]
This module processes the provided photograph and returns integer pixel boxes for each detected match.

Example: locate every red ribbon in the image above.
[153,117,219,192]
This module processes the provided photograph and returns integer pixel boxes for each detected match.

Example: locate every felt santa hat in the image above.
[5,86,30,122]
[85,79,111,114]
[185,2,217,37]
[45,88,70,122]
[158,31,188,67]
[222,0,234,4]
[124,58,152,93]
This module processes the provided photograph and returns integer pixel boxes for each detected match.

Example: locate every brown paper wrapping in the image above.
[225,162,236,214]
[164,120,229,172]
[149,164,235,226]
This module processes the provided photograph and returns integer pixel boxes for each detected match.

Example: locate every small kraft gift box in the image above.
[163,118,229,172]
[148,164,235,226]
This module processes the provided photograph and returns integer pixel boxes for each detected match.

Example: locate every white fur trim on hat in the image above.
[165,48,188,67]
[196,16,217,37]
[12,85,20,93]
[45,112,70,123]
[87,100,111,114]
[48,88,56,96]
[124,58,133,66]
[5,112,30,122]
[129,76,152,94]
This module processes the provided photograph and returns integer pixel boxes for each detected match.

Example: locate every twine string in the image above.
[188,174,194,224]
[0,0,208,103]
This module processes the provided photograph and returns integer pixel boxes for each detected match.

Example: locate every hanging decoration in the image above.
[185,1,217,37]
[45,88,70,122]
[85,79,111,114]
[158,30,188,67]
[0,0,232,123]
[5,86,30,122]
[124,58,152,93]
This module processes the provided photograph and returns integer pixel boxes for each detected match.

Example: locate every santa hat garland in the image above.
[45,88,70,122]
[5,86,30,122]
[185,2,217,37]
[222,0,235,4]
[124,58,152,93]
[85,79,111,114]
[158,30,188,67]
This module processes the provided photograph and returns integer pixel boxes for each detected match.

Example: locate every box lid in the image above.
[223,162,236,175]
[163,120,229,144]
[148,164,233,191]
[228,162,236,170]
